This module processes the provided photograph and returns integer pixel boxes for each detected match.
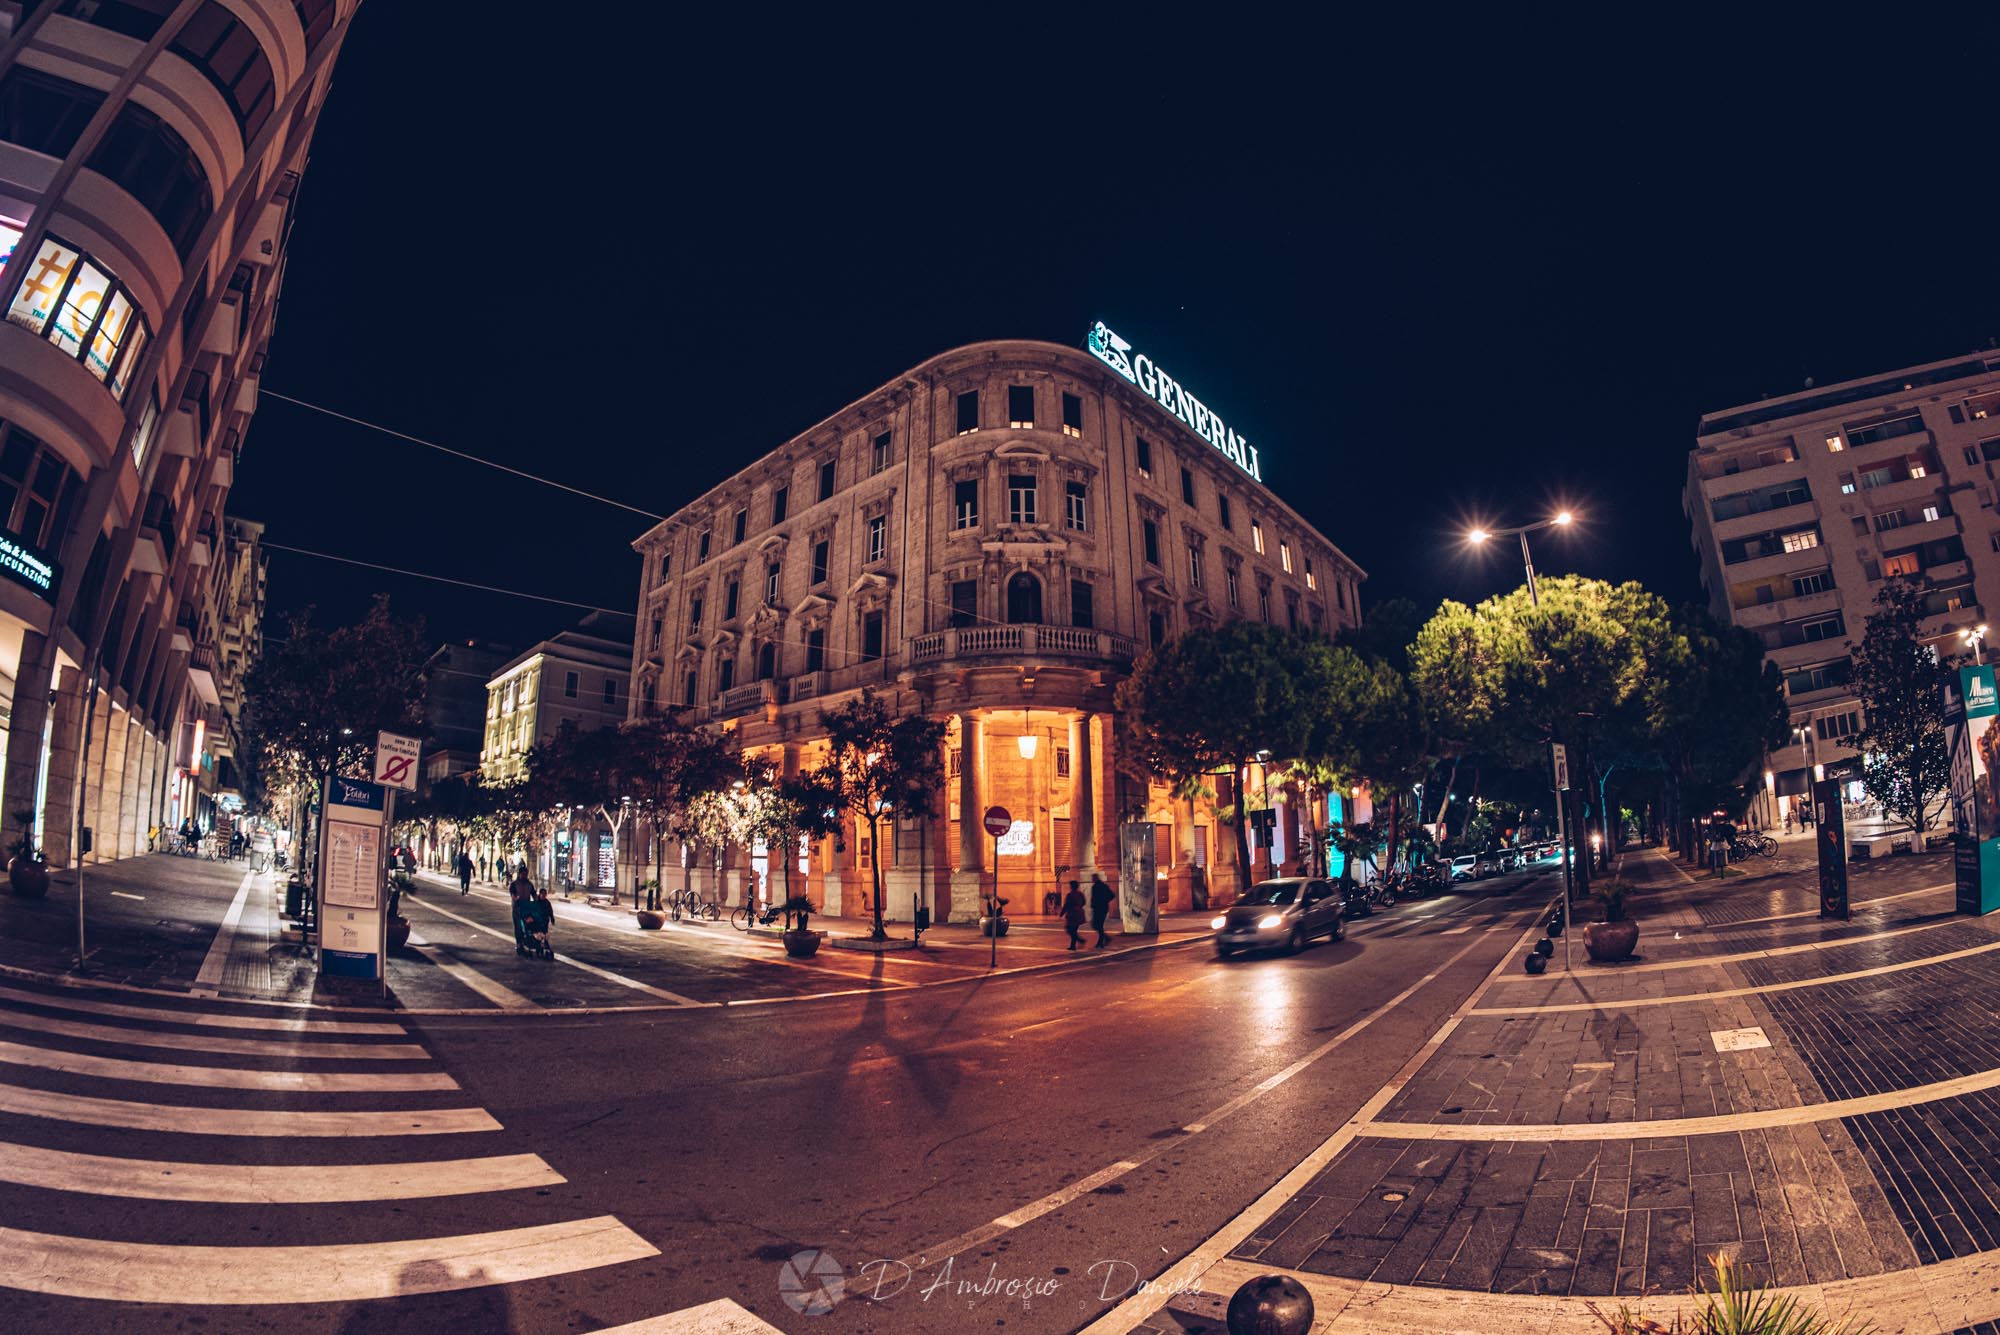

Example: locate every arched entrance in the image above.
[1006,572,1043,624]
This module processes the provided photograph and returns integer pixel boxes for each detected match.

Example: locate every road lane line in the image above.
[0,983,405,1034]
[0,1039,458,1092]
[406,898,704,1006]
[586,1300,786,1333]
[0,1215,660,1303]
[0,1008,428,1059]
[0,1080,499,1135]
[894,932,1500,1280]
[0,1142,562,1202]
[402,942,538,1011]
[191,868,259,994]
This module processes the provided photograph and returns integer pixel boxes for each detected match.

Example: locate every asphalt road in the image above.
[0,867,1558,1334]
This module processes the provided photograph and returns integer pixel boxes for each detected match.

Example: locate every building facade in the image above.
[481,613,632,782]
[418,637,512,784]
[1687,351,2000,825]
[0,1,361,862]
[630,336,1364,920]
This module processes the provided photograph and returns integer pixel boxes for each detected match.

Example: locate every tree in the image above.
[561,723,647,899]
[811,689,945,941]
[1850,581,1954,833]
[622,713,734,910]
[1642,608,1788,857]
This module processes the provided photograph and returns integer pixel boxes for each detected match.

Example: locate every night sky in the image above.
[232,10,2000,653]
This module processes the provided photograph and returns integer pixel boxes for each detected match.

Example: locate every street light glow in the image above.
[1466,527,1489,545]
[1016,733,1038,759]
[1554,510,1573,526]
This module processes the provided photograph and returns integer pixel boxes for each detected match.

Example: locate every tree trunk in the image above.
[1229,763,1253,895]
[1387,790,1402,874]
[868,811,885,940]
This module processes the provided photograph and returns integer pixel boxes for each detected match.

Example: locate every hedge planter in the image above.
[7,856,48,899]
[635,910,666,930]
[783,929,822,958]
[1583,919,1640,964]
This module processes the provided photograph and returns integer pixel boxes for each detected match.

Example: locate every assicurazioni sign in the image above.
[0,529,57,601]
[1088,321,1264,484]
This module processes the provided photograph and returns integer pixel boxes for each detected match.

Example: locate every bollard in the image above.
[1534,937,1554,957]
[1546,912,1564,938]
[1525,951,1548,975]
[1226,1273,1313,1335]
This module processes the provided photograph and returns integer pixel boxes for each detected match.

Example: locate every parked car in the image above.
[1213,878,1347,957]
[1475,853,1501,878]
[1450,854,1477,882]
[1500,849,1522,872]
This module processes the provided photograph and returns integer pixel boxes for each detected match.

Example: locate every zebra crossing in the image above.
[0,977,660,1317]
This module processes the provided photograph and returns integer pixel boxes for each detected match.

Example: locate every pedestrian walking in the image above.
[1089,872,1115,948]
[457,850,473,894]
[1062,880,1087,950]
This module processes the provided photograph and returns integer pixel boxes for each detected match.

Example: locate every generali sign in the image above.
[1087,321,1264,484]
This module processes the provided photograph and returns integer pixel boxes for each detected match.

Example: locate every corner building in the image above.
[631,337,1364,921]
[0,1,360,862]
[1688,351,2000,824]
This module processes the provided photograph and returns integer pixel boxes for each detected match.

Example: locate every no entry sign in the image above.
[983,805,1012,838]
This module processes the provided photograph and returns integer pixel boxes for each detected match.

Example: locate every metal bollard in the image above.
[1525,951,1549,975]
[1226,1273,1313,1335]
[1534,936,1555,957]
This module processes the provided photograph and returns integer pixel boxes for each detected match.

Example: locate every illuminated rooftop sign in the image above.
[1088,321,1263,483]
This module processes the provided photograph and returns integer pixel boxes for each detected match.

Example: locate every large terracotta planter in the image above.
[387,917,411,952]
[980,916,1011,938]
[783,929,822,957]
[8,856,48,899]
[635,910,666,930]
[1583,919,1639,964]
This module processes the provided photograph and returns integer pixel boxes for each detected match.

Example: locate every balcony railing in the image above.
[719,679,786,717]
[910,624,1139,665]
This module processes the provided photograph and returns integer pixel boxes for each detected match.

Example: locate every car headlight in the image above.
[1210,915,1227,930]
[1258,914,1283,929]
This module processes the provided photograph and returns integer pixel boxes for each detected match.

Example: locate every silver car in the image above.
[1212,878,1346,957]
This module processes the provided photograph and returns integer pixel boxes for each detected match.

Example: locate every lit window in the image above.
[1909,465,1928,478]
[1826,435,1844,452]
[1780,529,1819,553]
[1135,437,1153,476]
[867,516,886,562]
[1062,393,1083,438]
[1305,557,1316,591]
[1252,522,1265,555]
[1065,480,1088,532]
[1008,385,1035,428]
[1225,564,1239,608]
[957,391,980,435]
[1923,506,1941,523]
[1187,543,1204,589]
[1883,553,1919,577]
[954,479,978,530]
[1056,746,1071,778]
[1280,541,1293,574]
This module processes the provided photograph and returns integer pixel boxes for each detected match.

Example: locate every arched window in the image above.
[756,642,777,681]
[1006,572,1043,624]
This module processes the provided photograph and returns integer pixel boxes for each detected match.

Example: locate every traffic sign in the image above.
[983,805,1012,838]
[374,731,421,791]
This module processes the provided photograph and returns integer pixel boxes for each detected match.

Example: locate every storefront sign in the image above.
[0,529,56,601]
[1944,664,2000,915]
[1088,322,1264,483]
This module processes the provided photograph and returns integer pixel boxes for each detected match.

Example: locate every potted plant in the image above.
[782,894,821,957]
[386,884,411,952]
[635,879,666,930]
[980,894,1011,937]
[8,807,47,899]
[1583,881,1639,964]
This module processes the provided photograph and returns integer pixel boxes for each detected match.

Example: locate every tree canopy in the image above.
[1851,580,1954,832]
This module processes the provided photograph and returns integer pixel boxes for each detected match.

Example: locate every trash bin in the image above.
[285,878,307,921]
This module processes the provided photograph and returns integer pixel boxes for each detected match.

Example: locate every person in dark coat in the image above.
[1089,873,1115,947]
[1062,880,1087,950]
[457,851,473,895]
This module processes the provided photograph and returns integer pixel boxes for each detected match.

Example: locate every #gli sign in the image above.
[1088,321,1264,483]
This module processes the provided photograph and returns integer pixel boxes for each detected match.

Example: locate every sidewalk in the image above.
[1101,843,2000,1334]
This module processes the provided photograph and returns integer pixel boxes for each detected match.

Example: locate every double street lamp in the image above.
[1466,509,1576,970]
[1963,623,1989,666]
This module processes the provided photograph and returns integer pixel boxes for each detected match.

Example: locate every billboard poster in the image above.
[1945,664,2000,915]
[1118,822,1158,935]
[1814,777,1848,920]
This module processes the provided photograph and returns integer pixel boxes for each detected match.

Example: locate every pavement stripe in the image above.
[1516,912,1968,977]
[109,891,143,900]
[407,897,704,1006]
[1475,933,2000,1014]
[0,1215,659,1304]
[0,1039,458,1092]
[402,942,538,1010]
[191,868,260,993]
[586,1300,787,1333]
[0,1142,562,1202]
[0,1080,500,1136]
[0,983,404,1034]
[1708,881,1951,932]
[0,1007,428,1059]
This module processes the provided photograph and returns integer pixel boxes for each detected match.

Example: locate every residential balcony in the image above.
[189,643,220,706]
[1721,546,1832,585]
[1856,472,1946,511]
[1696,451,1803,491]
[789,670,829,702]
[909,623,1139,666]
[1731,586,1840,629]
[1710,497,1818,542]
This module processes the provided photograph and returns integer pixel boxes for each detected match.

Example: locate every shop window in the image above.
[7,233,155,400]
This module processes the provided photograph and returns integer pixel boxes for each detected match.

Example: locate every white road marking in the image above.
[0,1080,499,1136]
[0,1038,458,1092]
[1714,881,1950,931]
[0,1215,659,1304]
[1712,1026,1771,1052]
[586,1299,787,1334]
[0,1007,427,1060]
[402,942,538,1011]
[191,868,259,993]
[109,891,143,901]
[0,1141,561,1202]
[407,897,704,1006]
[0,982,405,1034]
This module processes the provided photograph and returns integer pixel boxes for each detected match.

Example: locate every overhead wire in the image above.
[261,542,631,615]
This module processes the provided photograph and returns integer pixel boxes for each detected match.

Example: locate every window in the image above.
[1909,464,1928,479]
[1252,521,1265,555]
[1839,472,1856,494]
[1882,552,1920,577]
[867,515,886,562]
[697,530,710,563]
[1817,711,1861,742]
[5,231,156,400]
[1286,596,1299,632]
[1923,505,1941,523]
[674,672,690,707]
[1258,586,1270,622]
[950,580,978,628]
[1056,747,1071,779]
[771,485,788,525]
[1792,570,1834,597]
[1006,572,1043,624]
[1008,475,1037,525]
[689,597,703,630]
[1065,480,1088,531]
[724,580,740,620]
[818,459,836,501]
[564,671,579,699]
[1218,493,1232,530]
[1968,447,1981,466]
[765,562,781,607]
[168,2,278,145]
[1008,385,1035,427]
[649,616,662,651]
[730,508,746,545]
[1071,579,1094,629]
[1780,529,1820,554]
[1187,543,1204,589]
[1872,511,1904,533]
[811,540,829,585]
[1826,434,1845,452]
[1848,414,1924,448]
[718,657,735,691]
[1149,611,1166,648]
[862,611,885,661]
[1799,615,1843,643]
[1142,518,1161,567]
[77,89,215,265]
[1181,466,1196,506]
[0,422,81,553]
[603,678,617,706]
[950,478,980,530]
[1135,437,1153,477]
[756,643,777,681]
[1280,541,1294,574]
[659,549,672,579]
[1337,581,1348,611]
[1305,556,1316,591]
[1062,393,1082,438]
[957,391,980,434]
[1225,564,1239,608]
[871,431,891,475]
[805,627,825,673]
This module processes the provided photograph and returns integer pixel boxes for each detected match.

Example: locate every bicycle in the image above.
[732,900,783,931]
[667,886,719,921]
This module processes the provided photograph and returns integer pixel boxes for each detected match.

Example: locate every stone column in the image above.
[117,718,141,858]
[948,711,985,922]
[82,692,114,863]
[41,668,86,868]
[96,708,127,861]
[1,634,56,855]
[1072,713,1096,879]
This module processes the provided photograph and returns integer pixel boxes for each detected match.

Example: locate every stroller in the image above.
[514,898,555,959]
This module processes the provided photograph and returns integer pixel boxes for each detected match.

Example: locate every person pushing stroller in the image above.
[513,877,555,959]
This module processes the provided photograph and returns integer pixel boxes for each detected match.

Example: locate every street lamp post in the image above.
[1468,510,1575,971]
[1964,623,1989,666]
